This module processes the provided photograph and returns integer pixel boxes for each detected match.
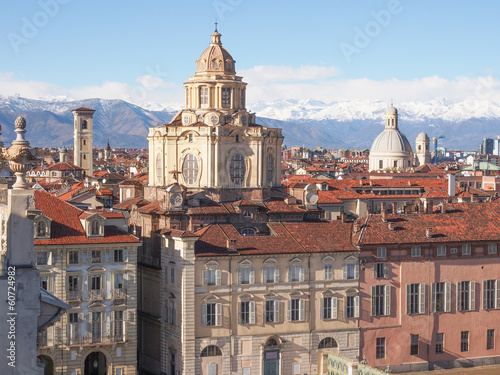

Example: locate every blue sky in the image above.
[1,0,499,107]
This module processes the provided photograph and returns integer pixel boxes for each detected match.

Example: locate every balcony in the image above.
[138,253,161,269]
[89,289,104,300]
[66,291,81,301]
[112,288,127,300]
[82,334,126,345]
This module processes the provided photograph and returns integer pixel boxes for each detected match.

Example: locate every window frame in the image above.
[376,337,386,359]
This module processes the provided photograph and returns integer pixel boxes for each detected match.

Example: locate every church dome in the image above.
[417,131,428,139]
[386,106,398,115]
[196,30,236,75]
[370,129,413,154]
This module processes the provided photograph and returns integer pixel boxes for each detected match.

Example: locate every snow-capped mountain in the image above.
[0,95,498,150]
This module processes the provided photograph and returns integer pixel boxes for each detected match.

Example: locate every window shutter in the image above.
[470,281,475,311]
[88,275,92,291]
[457,282,462,311]
[431,283,436,313]
[287,300,291,321]
[237,269,242,284]
[385,285,391,315]
[249,301,255,324]
[274,267,280,283]
[202,270,207,286]
[216,269,221,285]
[262,267,268,283]
[406,284,411,314]
[445,282,451,312]
[343,264,347,280]
[354,264,359,279]
[105,250,110,263]
[496,280,500,309]
[87,250,92,264]
[82,251,87,264]
[105,312,111,336]
[320,298,324,319]
[383,263,389,278]
[47,251,53,266]
[332,297,338,319]
[86,312,91,336]
[216,303,222,326]
[354,296,360,318]
[373,265,377,279]
[249,268,255,284]
[202,303,207,326]
[299,299,305,321]
[419,283,425,314]
[274,300,280,322]
[371,286,376,316]
[123,249,128,262]
[299,266,304,282]
[483,280,487,310]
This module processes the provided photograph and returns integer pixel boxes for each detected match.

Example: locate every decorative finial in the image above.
[390,98,393,107]
[214,20,218,32]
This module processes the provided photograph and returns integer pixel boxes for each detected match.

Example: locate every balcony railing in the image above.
[112,288,127,299]
[89,289,104,300]
[81,334,126,345]
[138,253,161,269]
[66,291,81,301]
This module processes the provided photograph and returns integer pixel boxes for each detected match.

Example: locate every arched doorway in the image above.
[263,337,281,375]
[84,351,107,375]
[318,337,339,374]
[37,355,54,375]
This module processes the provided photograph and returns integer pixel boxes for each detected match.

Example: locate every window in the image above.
[407,283,425,314]
[323,263,334,280]
[68,275,78,293]
[36,221,47,237]
[91,312,101,342]
[199,86,208,106]
[483,280,499,310]
[318,337,338,349]
[229,153,246,186]
[462,244,471,256]
[379,160,383,169]
[90,275,101,291]
[36,251,49,265]
[239,301,255,324]
[203,268,221,286]
[167,296,176,325]
[241,227,256,236]
[262,266,279,283]
[265,300,279,323]
[437,245,446,257]
[68,251,79,264]
[182,153,199,185]
[457,281,475,311]
[222,87,231,106]
[240,89,245,108]
[114,249,123,263]
[431,282,451,312]
[371,285,391,316]
[436,333,444,354]
[288,265,305,282]
[267,154,273,184]
[114,273,123,290]
[170,267,175,284]
[288,298,305,321]
[243,210,252,219]
[202,302,222,326]
[91,250,101,263]
[376,337,386,359]
[487,329,495,350]
[188,134,193,143]
[343,263,359,280]
[377,247,387,259]
[488,243,498,255]
[81,120,87,130]
[411,334,419,355]
[461,331,469,352]
[113,311,124,341]
[235,134,240,142]
[411,246,421,258]
[345,295,359,318]
[374,263,388,278]
[91,220,100,236]
[201,345,222,357]
[321,296,337,320]
[237,267,255,284]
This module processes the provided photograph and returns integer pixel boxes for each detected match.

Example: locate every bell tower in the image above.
[415,132,431,166]
[72,107,95,177]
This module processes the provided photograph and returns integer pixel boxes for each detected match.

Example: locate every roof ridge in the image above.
[278,221,308,253]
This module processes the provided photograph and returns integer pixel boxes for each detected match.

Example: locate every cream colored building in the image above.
[73,107,95,178]
[155,222,359,375]
[415,131,431,167]
[147,29,283,191]
[369,105,413,172]
[34,190,141,375]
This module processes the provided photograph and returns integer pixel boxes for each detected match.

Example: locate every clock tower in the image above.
[72,107,95,177]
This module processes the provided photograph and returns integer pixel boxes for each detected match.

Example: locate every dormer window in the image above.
[34,215,51,239]
[37,221,46,237]
[83,214,105,238]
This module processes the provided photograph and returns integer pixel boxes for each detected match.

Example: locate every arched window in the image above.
[229,154,245,186]
[81,120,87,130]
[201,345,222,357]
[265,338,279,348]
[37,221,46,237]
[240,89,245,108]
[182,154,199,185]
[199,86,209,106]
[241,228,256,236]
[318,337,338,349]
[91,220,100,235]
[267,154,274,185]
[156,153,162,185]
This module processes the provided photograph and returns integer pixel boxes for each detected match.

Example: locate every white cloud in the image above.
[240,65,341,83]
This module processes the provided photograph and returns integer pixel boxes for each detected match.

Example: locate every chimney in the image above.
[359,179,363,186]
[447,174,456,197]
[426,227,433,238]
[391,202,397,214]
[353,220,360,233]
[341,212,347,223]
[388,222,395,231]
[427,201,434,214]
[381,210,387,223]
[442,202,447,213]
[227,239,237,253]
[471,193,476,203]
[408,180,412,187]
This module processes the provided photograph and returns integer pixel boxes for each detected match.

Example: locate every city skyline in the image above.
[0,0,499,108]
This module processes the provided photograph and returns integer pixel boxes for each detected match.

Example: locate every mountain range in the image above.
[0,95,498,150]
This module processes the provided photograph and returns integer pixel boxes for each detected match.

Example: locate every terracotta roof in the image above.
[34,190,139,245]
[113,196,152,210]
[72,107,95,112]
[45,162,83,171]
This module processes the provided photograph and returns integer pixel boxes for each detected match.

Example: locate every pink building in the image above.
[355,203,500,372]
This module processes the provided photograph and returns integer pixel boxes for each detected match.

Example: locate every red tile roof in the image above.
[34,190,139,245]
[72,107,95,112]
[45,162,83,171]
